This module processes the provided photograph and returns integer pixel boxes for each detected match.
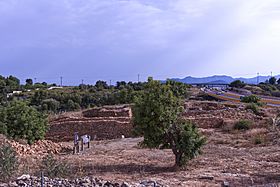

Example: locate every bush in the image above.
[41,154,69,178]
[0,100,48,144]
[241,95,261,104]
[254,135,264,145]
[234,120,251,131]
[0,144,18,181]
[245,103,260,115]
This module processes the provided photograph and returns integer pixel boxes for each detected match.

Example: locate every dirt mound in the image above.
[9,140,68,157]
[0,134,69,157]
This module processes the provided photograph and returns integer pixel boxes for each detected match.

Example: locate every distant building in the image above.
[7,91,23,98]
[47,86,63,90]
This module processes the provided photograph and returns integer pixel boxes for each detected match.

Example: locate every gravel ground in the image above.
[57,127,280,187]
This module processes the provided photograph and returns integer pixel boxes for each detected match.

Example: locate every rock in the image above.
[17,174,30,181]
[121,182,130,187]
[103,181,114,187]
[0,183,9,187]
[198,175,214,180]
[140,180,158,187]
[16,180,27,187]
[0,176,163,187]
[222,181,230,187]
[8,182,17,187]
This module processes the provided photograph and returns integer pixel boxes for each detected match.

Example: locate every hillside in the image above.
[173,75,280,84]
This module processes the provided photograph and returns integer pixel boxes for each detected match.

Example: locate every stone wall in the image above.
[47,105,133,142]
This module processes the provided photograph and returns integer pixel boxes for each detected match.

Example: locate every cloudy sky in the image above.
[0,0,280,85]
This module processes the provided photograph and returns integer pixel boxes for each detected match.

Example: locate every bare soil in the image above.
[14,102,280,186]
[58,127,280,187]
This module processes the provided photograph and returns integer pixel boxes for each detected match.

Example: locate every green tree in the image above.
[116,81,127,89]
[269,77,277,85]
[165,79,189,98]
[0,79,7,103]
[41,99,60,113]
[133,78,205,167]
[230,80,246,88]
[6,76,20,91]
[31,90,48,105]
[25,79,33,86]
[66,99,80,111]
[95,80,108,90]
[0,101,48,144]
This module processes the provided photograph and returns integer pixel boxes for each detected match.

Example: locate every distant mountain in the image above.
[172,75,280,84]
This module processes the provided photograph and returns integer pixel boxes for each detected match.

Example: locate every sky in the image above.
[0,0,280,85]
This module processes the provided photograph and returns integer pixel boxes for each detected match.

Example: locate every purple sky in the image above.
[1,0,280,85]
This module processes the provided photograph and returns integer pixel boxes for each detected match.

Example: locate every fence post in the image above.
[41,171,44,187]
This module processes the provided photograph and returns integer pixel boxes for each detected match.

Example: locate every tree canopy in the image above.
[269,77,277,85]
[229,80,246,88]
[0,100,48,144]
[133,77,205,167]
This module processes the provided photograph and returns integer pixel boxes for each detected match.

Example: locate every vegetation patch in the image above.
[0,100,48,144]
[41,154,70,178]
[245,103,260,115]
[0,144,18,181]
[234,120,252,131]
[241,95,261,104]
[253,135,264,145]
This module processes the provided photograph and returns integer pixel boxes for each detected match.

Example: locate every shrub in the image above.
[254,135,264,145]
[234,120,251,131]
[41,154,69,178]
[0,100,48,144]
[0,144,18,181]
[241,95,261,104]
[245,103,260,115]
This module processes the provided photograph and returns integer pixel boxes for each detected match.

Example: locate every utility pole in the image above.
[82,79,84,85]
[60,76,63,87]
[271,71,273,78]
[109,80,112,86]
[257,72,259,84]
[137,74,140,83]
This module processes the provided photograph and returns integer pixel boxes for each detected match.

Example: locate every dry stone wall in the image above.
[184,101,270,129]
[47,105,133,142]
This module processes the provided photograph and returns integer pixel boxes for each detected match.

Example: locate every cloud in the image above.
[0,0,280,83]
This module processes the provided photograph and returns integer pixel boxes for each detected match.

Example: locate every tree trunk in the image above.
[175,152,183,168]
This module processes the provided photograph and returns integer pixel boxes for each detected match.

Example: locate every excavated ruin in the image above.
[46,105,133,142]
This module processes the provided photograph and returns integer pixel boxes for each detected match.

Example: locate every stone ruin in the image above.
[183,101,271,129]
[82,105,132,118]
[46,105,133,142]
